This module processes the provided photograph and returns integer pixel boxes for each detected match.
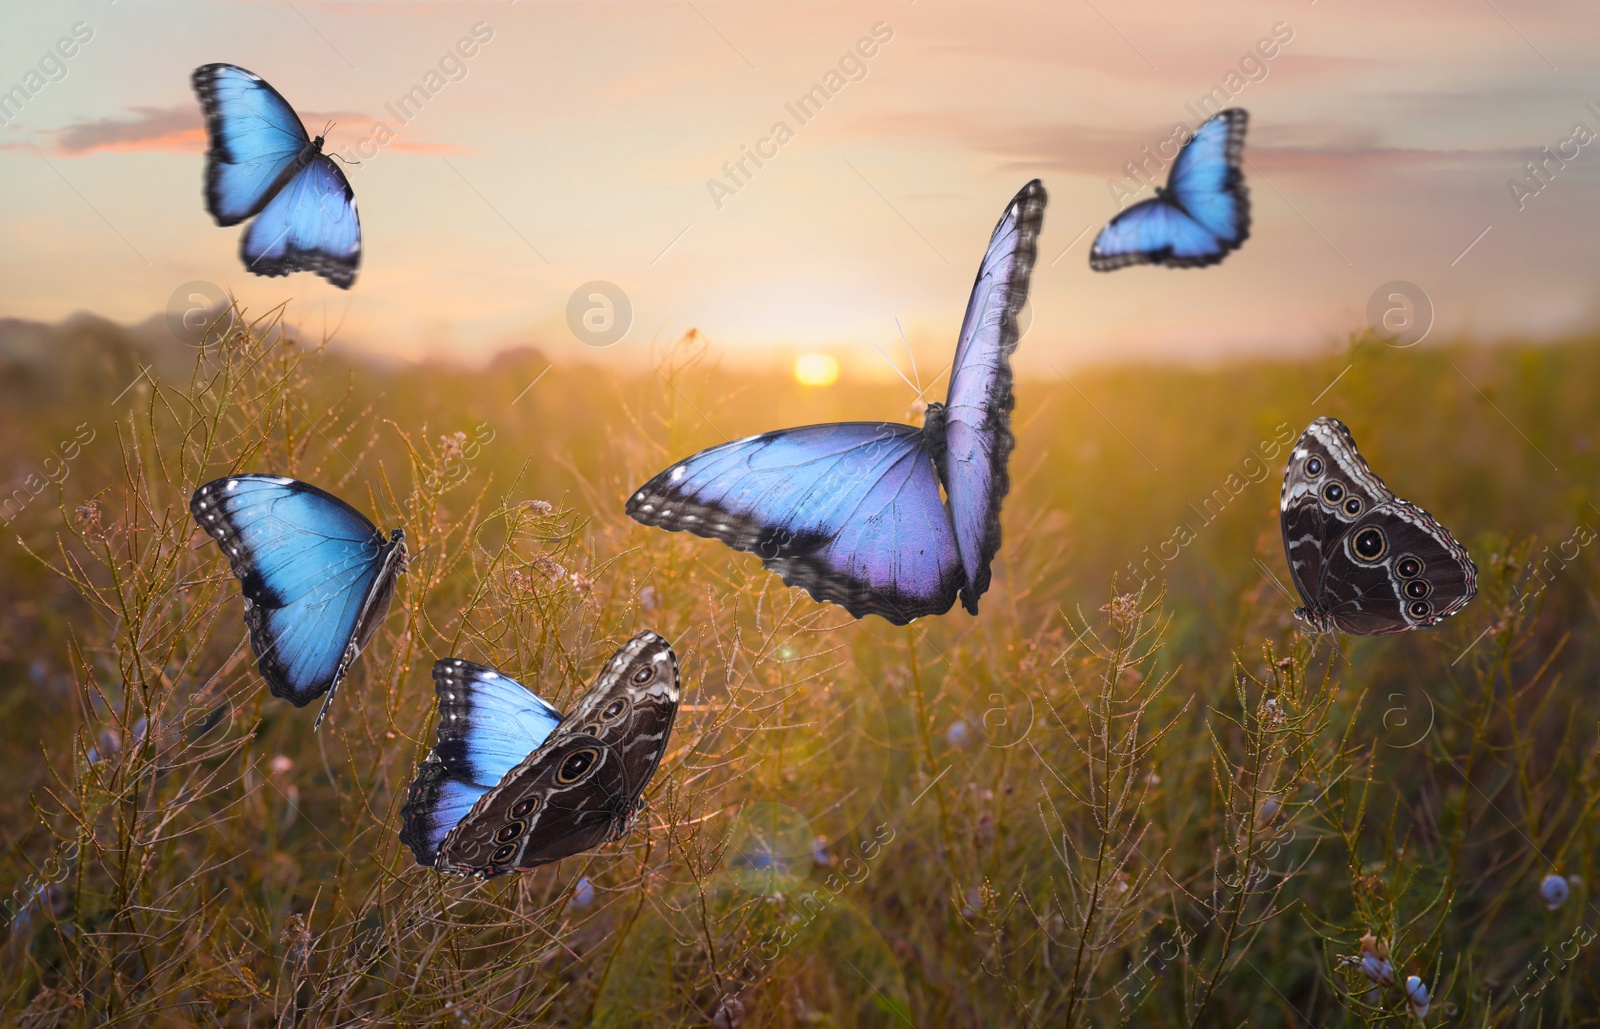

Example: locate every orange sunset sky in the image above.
[3,0,1599,373]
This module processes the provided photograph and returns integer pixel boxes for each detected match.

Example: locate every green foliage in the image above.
[0,312,1597,1026]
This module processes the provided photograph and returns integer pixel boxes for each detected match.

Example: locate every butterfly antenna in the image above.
[1251,558,1298,606]
[895,317,923,397]
[870,338,925,404]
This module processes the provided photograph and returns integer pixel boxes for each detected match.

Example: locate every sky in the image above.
[3,0,1600,374]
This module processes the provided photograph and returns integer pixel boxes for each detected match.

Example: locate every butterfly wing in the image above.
[399,660,564,866]
[239,153,361,289]
[190,475,402,709]
[192,64,312,226]
[1280,418,1476,635]
[1167,108,1249,247]
[627,423,963,624]
[942,179,1046,613]
[1090,197,1227,270]
[1090,108,1249,270]
[434,632,680,878]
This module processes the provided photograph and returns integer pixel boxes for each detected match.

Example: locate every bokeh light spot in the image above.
[794,353,840,387]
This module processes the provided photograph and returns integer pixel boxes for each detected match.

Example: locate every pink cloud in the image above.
[55,105,203,154]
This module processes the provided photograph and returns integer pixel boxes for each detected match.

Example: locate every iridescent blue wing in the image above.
[192,64,311,226]
[239,154,361,289]
[1090,199,1225,269]
[942,179,1046,613]
[1090,108,1249,270]
[399,660,564,866]
[627,423,962,624]
[190,475,403,717]
[1167,108,1249,246]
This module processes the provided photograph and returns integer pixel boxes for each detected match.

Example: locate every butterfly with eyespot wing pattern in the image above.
[400,631,680,878]
[626,180,1046,625]
[1280,418,1476,635]
[190,474,405,727]
[1090,108,1250,271]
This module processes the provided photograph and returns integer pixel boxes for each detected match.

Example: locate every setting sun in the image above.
[793,353,840,387]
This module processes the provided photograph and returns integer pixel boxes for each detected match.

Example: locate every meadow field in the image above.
[0,309,1597,1027]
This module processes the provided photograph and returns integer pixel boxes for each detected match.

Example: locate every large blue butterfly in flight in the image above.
[1090,108,1250,271]
[192,64,362,289]
[191,475,405,726]
[626,180,1047,625]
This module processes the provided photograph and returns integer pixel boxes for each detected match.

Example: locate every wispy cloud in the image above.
[42,105,463,158]
[54,105,203,155]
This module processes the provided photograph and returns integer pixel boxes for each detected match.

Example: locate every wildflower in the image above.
[1358,932,1395,987]
[1101,593,1139,628]
[973,811,996,849]
[281,913,313,977]
[87,728,120,765]
[572,876,595,909]
[712,995,745,1029]
[523,498,554,516]
[638,584,660,614]
[1403,975,1430,1017]
[74,499,107,539]
[945,719,971,747]
[438,431,467,459]
[1257,796,1282,827]
[1261,697,1285,728]
[532,555,565,579]
[1540,873,1570,910]
[811,835,833,868]
[269,754,293,776]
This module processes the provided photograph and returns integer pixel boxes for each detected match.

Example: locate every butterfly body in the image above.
[192,64,361,288]
[190,475,404,723]
[1279,418,1476,635]
[1091,108,1250,271]
[628,180,1046,624]
[401,631,680,878]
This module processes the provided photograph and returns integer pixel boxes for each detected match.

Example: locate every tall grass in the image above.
[1,310,1597,1025]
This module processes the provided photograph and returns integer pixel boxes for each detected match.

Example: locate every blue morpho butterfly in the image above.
[400,632,680,878]
[626,180,1047,625]
[192,64,362,288]
[190,475,405,726]
[1090,108,1250,271]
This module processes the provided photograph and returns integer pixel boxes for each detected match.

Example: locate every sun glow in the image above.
[793,353,840,387]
